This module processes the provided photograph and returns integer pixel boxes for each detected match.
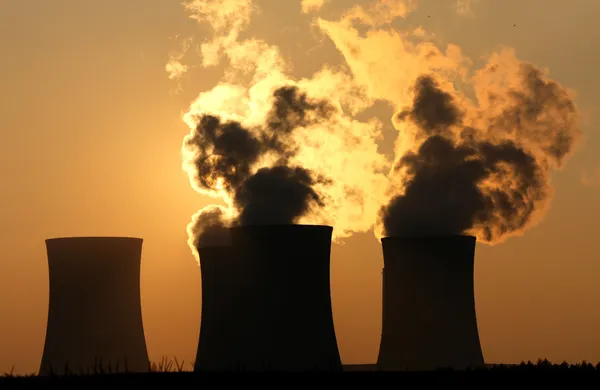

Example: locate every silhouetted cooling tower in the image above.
[39,237,150,376]
[194,245,242,372]
[377,235,485,371]
[222,224,342,372]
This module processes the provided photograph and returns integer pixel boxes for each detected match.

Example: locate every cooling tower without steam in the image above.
[207,224,342,371]
[194,245,242,372]
[39,237,150,375]
[377,235,485,371]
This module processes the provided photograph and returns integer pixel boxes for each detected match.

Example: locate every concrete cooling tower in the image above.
[194,245,242,372]
[203,224,342,372]
[39,237,150,376]
[376,235,485,371]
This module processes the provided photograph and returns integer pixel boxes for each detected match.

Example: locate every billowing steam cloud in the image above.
[310,1,581,244]
[301,0,328,13]
[380,62,580,243]
[187,205,233,259]
[171,0,582,262]
[175,0,391,262]
[235,165,327,225]
[184,85,336,229]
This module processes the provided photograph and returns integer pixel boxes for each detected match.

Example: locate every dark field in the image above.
[3,360,600,386]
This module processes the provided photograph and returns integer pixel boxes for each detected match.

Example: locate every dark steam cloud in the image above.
[186,85,336,227]
[381,68,579,242]
[267,86,336,135]
[260,85,337,163]
[190,206,232,249]
[234,165,326,226]
[382,135,545,240]
[487,64,579,167]
[395,76,463,135]
[185,115,262,190]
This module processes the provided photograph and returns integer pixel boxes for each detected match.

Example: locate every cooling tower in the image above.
[39,237,150,376]
[377,235,485,371]
[220,224,342,372]
[194,245,242,372]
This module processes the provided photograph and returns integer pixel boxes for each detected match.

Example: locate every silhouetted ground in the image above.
[4,360,600,386]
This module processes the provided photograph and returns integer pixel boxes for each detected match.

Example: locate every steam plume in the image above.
[311,0,581,243]
[185,85,336,228]
[188,205,233,260]
[234,165,327,226]
[380,63,580,242]
[171,0,582,262]
[301,0,328,14]
[175,0,390,262]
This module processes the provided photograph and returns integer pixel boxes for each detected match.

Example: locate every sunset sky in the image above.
[1,0,600,375]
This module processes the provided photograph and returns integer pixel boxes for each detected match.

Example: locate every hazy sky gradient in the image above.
[1,0,599,374]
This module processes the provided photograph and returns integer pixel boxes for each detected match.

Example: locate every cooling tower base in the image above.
[377,235,485,372]
[194,225,342,372]
[39,237,150,376]
[194,246,241,372]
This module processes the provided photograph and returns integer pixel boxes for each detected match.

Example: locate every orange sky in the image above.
[1,0,599,375]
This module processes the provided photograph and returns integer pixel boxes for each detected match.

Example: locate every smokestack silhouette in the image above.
[39,237,150,376]
[194,245,243,372]
[196,224,342,371]
[377,235,485,371]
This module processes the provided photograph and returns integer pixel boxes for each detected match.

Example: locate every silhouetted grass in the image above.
[3,358,600,386]
[150,356,189,372]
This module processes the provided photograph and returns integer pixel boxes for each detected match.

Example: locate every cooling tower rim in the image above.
[229,224,332,231]
[381,234,476,243]
[45,236,143,243]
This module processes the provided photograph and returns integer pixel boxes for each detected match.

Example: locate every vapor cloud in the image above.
[335,0,416,28]
[171,0,582,262]
[316,6,469,113]
[301,0,328,13]
[311,0,581,243]
[184,85,338,230]
[175,0,390,262]
[187,205,233,259]
[380,58,580,243]
[165,37,193,84]
[302,0,477,17]
[234,165,327,225]
[183,0,254,34]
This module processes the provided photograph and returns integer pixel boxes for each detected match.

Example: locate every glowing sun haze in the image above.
[170,0,582,263]
[3,0,600,375]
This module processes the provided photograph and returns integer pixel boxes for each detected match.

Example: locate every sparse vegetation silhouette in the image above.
[3,358,600,385]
